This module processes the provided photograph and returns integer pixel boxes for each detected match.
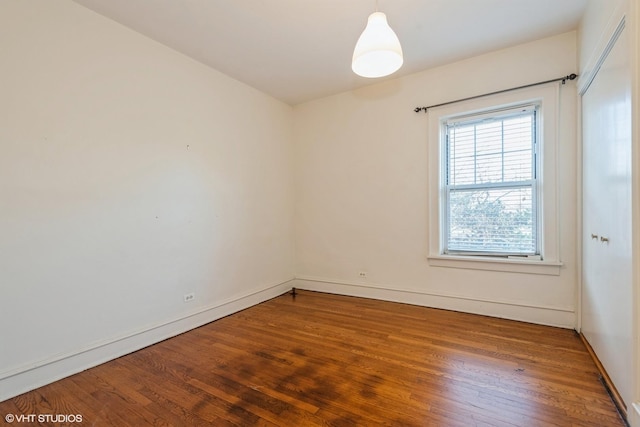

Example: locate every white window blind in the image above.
[444,105,538,255]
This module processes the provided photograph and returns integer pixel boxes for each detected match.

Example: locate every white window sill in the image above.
[427,254,562,276]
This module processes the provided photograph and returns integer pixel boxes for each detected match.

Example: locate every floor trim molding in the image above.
[579,332,628,424]
[0,279,294,403]
[293,277,575,328]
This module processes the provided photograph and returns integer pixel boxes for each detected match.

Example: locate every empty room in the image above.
[1,0,639,426]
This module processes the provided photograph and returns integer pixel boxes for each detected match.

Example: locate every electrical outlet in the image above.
[184,292,195,303]
[358,271,367,279]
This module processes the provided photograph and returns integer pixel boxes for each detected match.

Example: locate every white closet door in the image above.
[581,23,632,406]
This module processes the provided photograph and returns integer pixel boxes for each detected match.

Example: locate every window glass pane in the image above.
[448,125,475,185]
[444,105,537,255]
[448,187,535,254]
[503,116,533,151]
[475,122,502,156]
[476,153,502,183]
[504,150,532,181]
[449,154,475,185]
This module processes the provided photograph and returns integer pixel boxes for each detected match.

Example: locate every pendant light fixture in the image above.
[352,3,403,78]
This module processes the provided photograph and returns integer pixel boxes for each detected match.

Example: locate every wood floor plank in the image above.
[0,290,625,426]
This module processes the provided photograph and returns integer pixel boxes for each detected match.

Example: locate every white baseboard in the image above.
[631,403,640,427]
[293,277,575,328]
[0,279,294,403]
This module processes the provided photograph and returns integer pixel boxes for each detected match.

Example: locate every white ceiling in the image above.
[73,0,588,105]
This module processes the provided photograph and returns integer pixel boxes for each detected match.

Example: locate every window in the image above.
[444,105,539,256]
[427,84,562,275]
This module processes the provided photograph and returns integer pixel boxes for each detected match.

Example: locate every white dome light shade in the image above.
[352,12,403,78]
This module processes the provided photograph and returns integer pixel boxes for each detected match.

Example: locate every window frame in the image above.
[427,84,562,276]
[442,104,540,256]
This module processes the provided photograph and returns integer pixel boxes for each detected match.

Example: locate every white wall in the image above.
[0,0,295,401]
[293,32,578,328]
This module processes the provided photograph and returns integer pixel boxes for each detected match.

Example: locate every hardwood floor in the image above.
[1,290,625,426]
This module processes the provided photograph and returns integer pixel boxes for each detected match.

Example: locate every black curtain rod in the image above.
[413,73,578,113]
